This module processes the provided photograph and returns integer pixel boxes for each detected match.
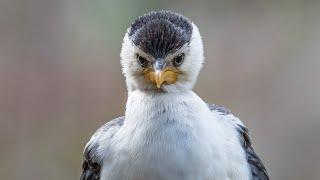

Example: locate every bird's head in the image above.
[121,10,204,93]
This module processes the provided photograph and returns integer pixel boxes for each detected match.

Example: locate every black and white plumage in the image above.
[81,10,269,180]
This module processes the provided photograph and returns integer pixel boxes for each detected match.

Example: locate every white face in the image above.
[120,23,204,93]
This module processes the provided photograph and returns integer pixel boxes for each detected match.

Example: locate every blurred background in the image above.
[1,0,320,179]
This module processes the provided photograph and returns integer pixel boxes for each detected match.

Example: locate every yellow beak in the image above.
[143,67,180,88]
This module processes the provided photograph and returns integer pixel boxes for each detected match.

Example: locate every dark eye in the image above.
[137,54,149,68]
[173,53,185,67]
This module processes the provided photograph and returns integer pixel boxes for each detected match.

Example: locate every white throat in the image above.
[124,90,210,128]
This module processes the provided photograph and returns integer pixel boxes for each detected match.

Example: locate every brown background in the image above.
[1,0,320,179]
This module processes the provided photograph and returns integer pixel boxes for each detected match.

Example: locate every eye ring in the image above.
[173,53,185,67]
[137,54,149,68]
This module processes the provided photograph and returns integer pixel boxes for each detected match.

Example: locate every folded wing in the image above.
[80,117,124,180]
[208,104,269,180]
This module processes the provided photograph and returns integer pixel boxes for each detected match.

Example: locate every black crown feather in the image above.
[129,10,193,58]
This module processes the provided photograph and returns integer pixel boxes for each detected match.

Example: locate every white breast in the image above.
[101,90,250,180]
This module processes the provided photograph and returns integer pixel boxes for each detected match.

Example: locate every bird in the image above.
[80,10,269,180]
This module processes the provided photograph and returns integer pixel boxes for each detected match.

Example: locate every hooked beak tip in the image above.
[155,71,163,88]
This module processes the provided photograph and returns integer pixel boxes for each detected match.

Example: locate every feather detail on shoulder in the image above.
[208,104,269,180]
[80,117,124,180]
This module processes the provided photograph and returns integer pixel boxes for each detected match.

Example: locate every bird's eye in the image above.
[137,54,149,68]
[173,53,185,67]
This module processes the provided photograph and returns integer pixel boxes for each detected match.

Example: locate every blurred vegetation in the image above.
[1,0,320,179]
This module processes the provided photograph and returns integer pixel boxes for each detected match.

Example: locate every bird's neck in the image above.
[123,89,209,129]
[126,89,196,115]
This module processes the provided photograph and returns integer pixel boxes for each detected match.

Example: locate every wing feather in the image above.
[80,116,124,180]
[208,104,269,180]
